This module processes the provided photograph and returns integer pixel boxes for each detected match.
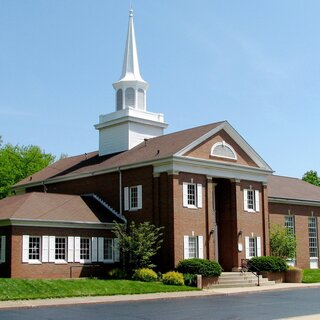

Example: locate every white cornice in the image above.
[268,197,320,207]
[0,218,116,229]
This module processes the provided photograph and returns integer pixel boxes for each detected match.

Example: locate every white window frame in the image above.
[245,236,261,259]
[124,185,142,211]
[183,235,203,259]
[54,237,68,264]
[244,189,260,212]
[183,183,203,209]
[0,236,5,264]
[285,215,296,266]
[98,237,120,263]
[23,236,42,264]
[308,217,319,269]
[74,237,92,264]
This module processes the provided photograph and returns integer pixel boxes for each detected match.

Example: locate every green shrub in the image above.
[249,256,288,272]
[176,258,222,277]
[132,268,158,282]
[162,271,184,286]
[183,273,197,287]
[108,268,127,279]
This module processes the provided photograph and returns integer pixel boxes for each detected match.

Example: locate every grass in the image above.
[0,279,198,301]
[302,269,320,283]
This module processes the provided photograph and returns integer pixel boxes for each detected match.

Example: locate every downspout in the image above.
[118,167,123,216]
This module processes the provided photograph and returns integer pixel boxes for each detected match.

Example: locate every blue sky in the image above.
[0,1,319,179]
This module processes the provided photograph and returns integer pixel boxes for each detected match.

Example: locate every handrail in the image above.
[240,259,261,286]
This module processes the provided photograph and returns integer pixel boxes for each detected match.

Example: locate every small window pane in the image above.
[55,237,66,260]
[187,184,196,206]
[249,237,257,257]
[247,190,255,210]
[80,238,90,260]
[130,186,138,209]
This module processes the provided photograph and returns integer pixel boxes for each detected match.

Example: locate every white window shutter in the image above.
[183,183,188,207]
[184,236,189,259]
[92,237,98,262]
[1,236,5,263]
[98,237,104,262]
[245,236,250,259]
[197,184,203,208]
[198,236,204,259]
[49,236,55,262]
[74,237,81,262]
[137,185,143,209]
[257,237,261,256]
[255,190,260,212]
[22,235,29,263]
[113,238,120,262]
[42,236,49,263]
[124,187,129,211]
[244,189,248,211]
[67,237,74,262]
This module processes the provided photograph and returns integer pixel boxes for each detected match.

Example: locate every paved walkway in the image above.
[0,283,319,310]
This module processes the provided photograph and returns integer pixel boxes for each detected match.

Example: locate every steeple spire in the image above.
[119,9,146,83]
[113,9,148,111]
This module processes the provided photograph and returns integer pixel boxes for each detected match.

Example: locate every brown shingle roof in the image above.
[15,121,224,187]
[268,175,320,203]
[0,192,122,224]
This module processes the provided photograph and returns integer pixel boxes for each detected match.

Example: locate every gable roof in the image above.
[268,175,320,205]
[0,192,124,225]
[15,121,225,188]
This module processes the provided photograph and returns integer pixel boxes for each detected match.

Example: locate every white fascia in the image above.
[175,121,273,171]
[0,219,116,229]
[268,197,320,207]
[154,156,273,183]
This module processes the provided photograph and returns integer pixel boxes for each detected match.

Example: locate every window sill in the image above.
[54,260,68,264]
[184,205,199,210]
[28,260,42,265]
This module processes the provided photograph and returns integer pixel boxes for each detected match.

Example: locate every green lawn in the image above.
[303,269,320,283]
[0,279,198,301]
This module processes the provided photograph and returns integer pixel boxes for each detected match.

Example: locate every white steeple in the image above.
[112,9,148,111]
[95,9,167,156]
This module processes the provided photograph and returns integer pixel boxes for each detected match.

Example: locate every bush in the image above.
[183,273,197,287]
[249,256,288,272]
[176,258,222,277]
[107,268,127,279]
[162,271,184,286]
[132,268,158,282]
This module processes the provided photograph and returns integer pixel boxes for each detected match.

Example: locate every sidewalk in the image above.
[0,283,319,310]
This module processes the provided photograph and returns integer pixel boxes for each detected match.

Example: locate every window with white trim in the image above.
[285,216,295,235]
[245,236,261,259]
[0,236,5,264]
[124,185,142,211]
[29,236,41,261]
[183,183,202,209]
[211,141,237,160]
[244,189,260,212]
[80,238,91,261]
[55,237,67,261]
[183,235,203,259]
[103,238,113,261]
[308,217,318,259]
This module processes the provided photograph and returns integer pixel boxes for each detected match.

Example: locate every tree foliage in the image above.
[112,221,164,272]
[269,224,296,260]
[0,141,55,199]
[302,170,320,187]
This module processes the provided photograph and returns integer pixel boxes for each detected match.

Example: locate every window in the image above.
[183,235,203,259]
[125,87,135,108]
[55,237,67,261]
[285,216,295,235]
[80,238,91,261]
[183,183,202,209]
[244,189,260,212]
[103,238,113,261]
[0,236,5,264]
[211,141,237,160]
[137,89,145,110]
[245,236,261,259]
[124,185,142,211]
[116,89,123,110]
[308,217,318,259]
[29,237,41,261]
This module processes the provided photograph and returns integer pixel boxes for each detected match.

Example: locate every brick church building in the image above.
[0,10,319,278]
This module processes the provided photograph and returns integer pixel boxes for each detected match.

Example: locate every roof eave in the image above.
[268,197,320,207]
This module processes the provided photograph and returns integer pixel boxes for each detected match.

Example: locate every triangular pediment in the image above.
[175,121,272,171]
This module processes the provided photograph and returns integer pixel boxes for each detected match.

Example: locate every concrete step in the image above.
[209,281,276,288]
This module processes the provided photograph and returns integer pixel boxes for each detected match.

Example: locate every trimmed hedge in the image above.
[177,259,222,277]
[162,271,185,286]
[249,256,288,272]
[132,268,158,282]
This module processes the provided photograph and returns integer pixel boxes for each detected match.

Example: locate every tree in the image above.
[269,224,296,260]
[0,141,55,199]
[112,221,164,272]
[302,170,320,187]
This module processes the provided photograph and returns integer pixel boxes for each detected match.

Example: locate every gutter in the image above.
[268,197,320,207]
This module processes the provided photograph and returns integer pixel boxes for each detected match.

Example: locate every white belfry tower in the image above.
[95,9,167,156]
